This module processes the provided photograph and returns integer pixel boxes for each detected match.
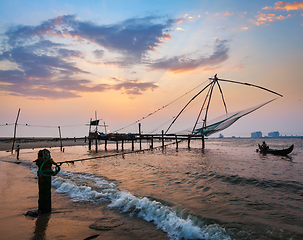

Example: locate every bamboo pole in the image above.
[95,112,98,153]
[192,86,212,133]
[216,78,283,97]
[95,133,98,153]
[58,126,63,151]
[11,108,20,153]
[139,123,142,150]
[131,137,134,151]
[165,82,213,134]
[88,118,92,150]
[162,130,164,149]
[16,145,20,160]
[151,136,153,150]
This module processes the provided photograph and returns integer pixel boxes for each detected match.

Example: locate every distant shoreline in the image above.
[0,136,301,152]
[0,137,88,151]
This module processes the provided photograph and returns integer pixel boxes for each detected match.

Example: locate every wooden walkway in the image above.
[88,131,205,153]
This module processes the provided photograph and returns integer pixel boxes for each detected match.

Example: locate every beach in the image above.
[0,138,88,152]
[0,140,169,240]
[0,138,303,240]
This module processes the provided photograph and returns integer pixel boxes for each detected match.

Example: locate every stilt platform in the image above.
[88,132,206,152]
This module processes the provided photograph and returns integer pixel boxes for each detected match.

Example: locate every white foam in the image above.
[109,191,230,240]
[51,171,231,240]
[52,171,117,202]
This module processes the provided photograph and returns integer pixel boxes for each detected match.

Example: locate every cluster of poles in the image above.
[8,74,283,159]
[87,123,206,154]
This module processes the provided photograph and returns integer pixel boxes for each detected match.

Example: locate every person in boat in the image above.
[260,141,269,151]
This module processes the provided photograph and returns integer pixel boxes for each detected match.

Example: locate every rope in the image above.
[0,123,14,126]
[57,140,182,166]
[18,124,86,128]
[113,80,209,132]
[38,150,61,177]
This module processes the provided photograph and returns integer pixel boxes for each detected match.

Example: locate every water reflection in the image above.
[31,213,50,240]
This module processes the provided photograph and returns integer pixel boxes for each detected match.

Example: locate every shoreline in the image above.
[0,138,88,152]
[1,136,301,152]
[0,160,168,240]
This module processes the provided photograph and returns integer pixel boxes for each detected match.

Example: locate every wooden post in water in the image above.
[122,139,124,151]
[88,118,92,150]
[35,149,52,214]
[202,134,205,149]
[175,135,178,150]
[139,123,142,150]
[150,135,153,150]
[131,137,134,151]
[88,137,91,150]
[58,126,63,151]
[162,130,164,149]
[16,145,20,160]
[104,138,107,151]
[188,135,191,149]
[116,140,119,151]
[11,108,20,153]
[95,112,98,153]
[95,132,98,153]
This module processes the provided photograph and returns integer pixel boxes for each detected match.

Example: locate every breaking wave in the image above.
[52,171,231,240]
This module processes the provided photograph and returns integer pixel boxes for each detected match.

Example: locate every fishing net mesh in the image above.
[178,99,276,136]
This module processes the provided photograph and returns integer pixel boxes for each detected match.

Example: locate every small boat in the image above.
[257,144,294,156]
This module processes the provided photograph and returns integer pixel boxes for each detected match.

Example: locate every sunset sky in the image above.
[0,0,302,138]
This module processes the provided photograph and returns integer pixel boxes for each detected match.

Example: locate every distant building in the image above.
[268,131,279,138]
[251,131,262,138]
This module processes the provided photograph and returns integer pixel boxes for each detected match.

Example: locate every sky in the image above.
[0,0,302,138]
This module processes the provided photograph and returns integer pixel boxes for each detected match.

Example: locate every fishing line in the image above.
[57,140,181,166]
[113,79,209,132]
[17,124,86,128]
[0,123,14,126]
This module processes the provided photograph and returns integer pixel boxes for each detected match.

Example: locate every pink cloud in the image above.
[250,12,292,25]
[263,1,303,11]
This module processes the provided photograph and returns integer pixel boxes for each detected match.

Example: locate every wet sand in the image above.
[0,141,168,240]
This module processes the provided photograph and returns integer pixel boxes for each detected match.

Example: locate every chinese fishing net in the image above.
[192,99,276,136]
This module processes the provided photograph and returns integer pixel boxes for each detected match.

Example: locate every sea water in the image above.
[1,138,303,239]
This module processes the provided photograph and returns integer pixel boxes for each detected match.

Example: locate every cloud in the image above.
[224,11,234,16]
[113,79,158,95]
[93,49,105,59]
[0,44,89,79]
[0,15,180,99]
[250,13,292,25]
[176,18,185,24]
[149,39,229,73]
[57,49,84,59]
[0,68,158,99]
[263,1,303,11]
[4,15,176,60]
